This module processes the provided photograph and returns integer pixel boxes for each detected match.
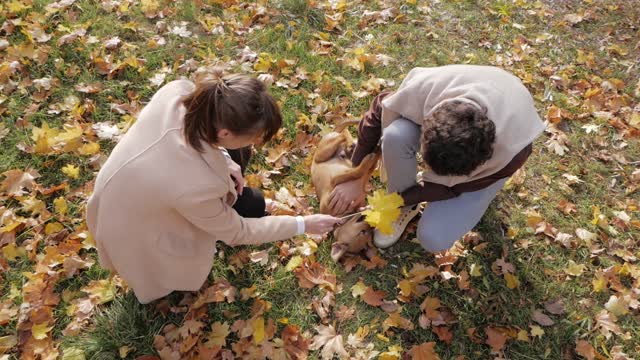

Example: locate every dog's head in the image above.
[331,215,372,261]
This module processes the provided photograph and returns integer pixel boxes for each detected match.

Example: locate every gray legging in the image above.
[382,118,508,252]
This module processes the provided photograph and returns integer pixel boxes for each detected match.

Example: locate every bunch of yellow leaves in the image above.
[362,190,404,235]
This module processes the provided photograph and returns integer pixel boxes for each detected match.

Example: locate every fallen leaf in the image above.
[408,342,440,360]
[285,255,303,271]
[310,325,348,360]
[543,299,566,315]
[32,322,53,340]
[504,272,520,289]
[362,190,404,235]
[252,317,265,345]
[205,322,230,347]
[362,287,386,307]
[565,261,586,276]
[485,327,507,353]
[604,295,629,316]
[432,326,453,345]
[532,310,554,326]
[530,325,545,338]
[575,340,596,360]
[61,164,80,179]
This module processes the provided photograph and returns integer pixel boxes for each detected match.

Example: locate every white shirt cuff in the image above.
[295,216,305,235]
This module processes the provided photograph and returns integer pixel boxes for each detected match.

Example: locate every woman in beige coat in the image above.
[87,72,340,303]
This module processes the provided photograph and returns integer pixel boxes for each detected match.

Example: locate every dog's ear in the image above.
[331,243,348,262]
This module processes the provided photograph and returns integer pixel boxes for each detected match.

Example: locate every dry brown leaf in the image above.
[382,311,415,331]
[362,287,386,307]
[282,325,310,359]
[310,324,348,360]
[294,260,336,292]
[485,327,508,353]
[575,340,596,360]
[532,310,555,326]
[432,326,453,345]
[408,342,440,360]
[543,299,566,315]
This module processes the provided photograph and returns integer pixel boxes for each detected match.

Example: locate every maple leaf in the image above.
[565,261,586,276]
[294,260,336,292]
[362,190,404,235]
[0,334,17,352]
[504,272,520,289]
[382,311,414,331]
[530,325,545,338]
[532,310,554,326]
[543,299,566,315]
[32,322,53,340]
[205,322,230,348]
[575,340,596,360]
[485,327,507,353]
[604,295,629,316]
[362,287,386,306]
[61,164,80,179]
[282,325,310,359]
[310,325,348,360]
[1,169,40,196]
[432,326,453,345]
[408,342,440,360]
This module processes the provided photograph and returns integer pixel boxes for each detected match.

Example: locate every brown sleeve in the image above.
[351,91,393,166]
[400,144,533,206]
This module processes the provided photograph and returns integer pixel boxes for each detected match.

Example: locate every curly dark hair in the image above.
[420,100,496,176]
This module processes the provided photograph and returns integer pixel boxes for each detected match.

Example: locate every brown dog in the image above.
[310,120,379,261]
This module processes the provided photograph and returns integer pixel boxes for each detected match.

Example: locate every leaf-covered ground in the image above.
[1,0,639,359]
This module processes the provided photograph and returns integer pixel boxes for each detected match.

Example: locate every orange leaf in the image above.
[408,342,440,360]
[432,326,453,345]
[485,327,508,353]
[420,297,441,319]
[362,287,386,307]
[575,340,596,360]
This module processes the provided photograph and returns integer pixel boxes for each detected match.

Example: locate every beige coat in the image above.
[86,80,298,303]
[380,65,546,186]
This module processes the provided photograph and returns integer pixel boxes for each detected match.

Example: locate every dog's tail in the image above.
[333,119,360,133]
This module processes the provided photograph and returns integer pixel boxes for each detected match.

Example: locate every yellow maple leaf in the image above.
[285,255,303,272]
[362,190,404,235]
[253,317,265,345]
[351,280,367,297]
[61,347,86,360]
[31,322,53,340]
[565,260,586,276]
[7,0,31,13]
[78,142,100,155]
[592,274,608,292]
[504,272,520,289]
[254,53,273,73]
[530,325,544,338]
[45,222,64,235]
[54,197,68,217]
[206,321,230,347]
[2,243,22,261]
[62,164,80,179]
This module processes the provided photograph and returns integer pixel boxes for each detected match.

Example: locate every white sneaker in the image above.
[373,205,421,248]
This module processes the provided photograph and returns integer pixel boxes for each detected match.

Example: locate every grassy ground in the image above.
[1,0,639,359]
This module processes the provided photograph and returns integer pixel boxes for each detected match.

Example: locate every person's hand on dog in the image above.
[304,214,342,234]
[328,179,366,216]
[225,156,244,195]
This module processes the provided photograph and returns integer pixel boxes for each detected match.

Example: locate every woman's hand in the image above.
[225,156,244,195]
[327,179,366,216]
[304,214,342,234]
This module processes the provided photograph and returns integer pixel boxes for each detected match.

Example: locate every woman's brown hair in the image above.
[182,70,282,152]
